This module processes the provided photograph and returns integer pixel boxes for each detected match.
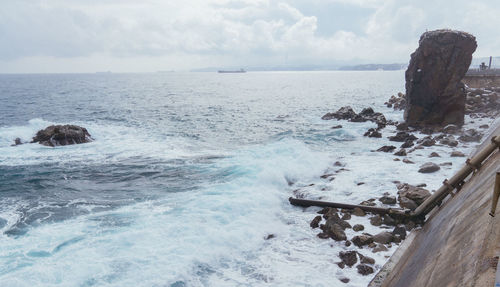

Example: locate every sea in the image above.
[0,71,493,287]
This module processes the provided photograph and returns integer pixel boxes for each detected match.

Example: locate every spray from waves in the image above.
[0,138,334,286]
[0,118,221,166]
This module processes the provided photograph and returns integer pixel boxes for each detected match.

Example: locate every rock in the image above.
[377,145,396,152]
[11,138,23,146]
[392,225,407,240]
[322,106,356,120]
[317,232,330,239]
[364,128,382,138]
[331,125,343,129]
[404,30,477,127]
[418,162,440,173]
[265,234,275,240]
[358,253,376,265]
[357,264,374,275]
[339,277,350,283]
[402,158,415,164]
[420,137,436,147]
[345,240,352,247]
[396,122,409,131]
[389,132,418,142]
[429,152,440,158]
[352,207,365,217]
[352,234,374,247]
[451,151,465,157]
[458,129,482,142]
[372,244,389,253]
[32,125,93,147]
[385,92,407,110]
[394,149,407,157]
[339,251,358,267]
[353,224,365,231]
[317,207,338,214]
[337,262,345,269]
[379,195,397,205]
[360,200,376,207]
[479,124,489,129]
[310,215,322,229]
[398,183,431,205]
[328,224,347,241]
[323,213,351,230]
[401,140,414,148]
[439,136,458,147]
[341,213,351,220]
[440,162,453,166]
[442,124,461,134]
[373,231,393,244]
[382,214,397,226]
[399,197,418,210]
[370,215,382,226]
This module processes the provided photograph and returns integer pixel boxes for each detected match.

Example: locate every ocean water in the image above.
[0,71,491,287]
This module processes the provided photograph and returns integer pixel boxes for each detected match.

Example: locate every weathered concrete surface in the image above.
[370,122,500,287]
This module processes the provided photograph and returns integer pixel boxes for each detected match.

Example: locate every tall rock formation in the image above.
[404,30,477,127]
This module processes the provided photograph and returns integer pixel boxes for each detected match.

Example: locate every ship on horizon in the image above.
[218,68,246,73]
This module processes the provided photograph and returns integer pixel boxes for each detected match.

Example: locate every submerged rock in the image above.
[32,125,92,147]
[404,29,477,127]
[418,162,440,173]
[11,138,23,146]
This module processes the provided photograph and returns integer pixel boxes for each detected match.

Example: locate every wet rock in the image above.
[479,124,489,129]
[442,124,461,134]
[310,215,322,229]
[11,138,23,146]
[358,253,376,265]
[373,231,393,244]
[323,213,351,230]
[382,214,397,226]
[322,106,356,120]
[401,140,414,148]
[418,162,440,173]
[439,136,458,147]
[393,234,402,243]
[394,149,407,157]
[357,264,374,275]
[339,277,350,283]
[451,151,465,157]
[265,234,275,240]
[353,224,365,232]
[429,152,440,158]
[328,224,347,241]
[341,213,351,220]
[398,183,431,205]
[396,122,409,131]
[339,251,358,267]
[32,125,93,147]
[419,137,436,147]
[345,240,352,247]
[440,162,453,166]
[402,158,415,164]
[399,197,418,210]
[357,182,365,185]
[364,128,382,138]
[352,207,365,217]
[370,215,382,226]
[360,200,376,207]
[389,132,418,142]
[337,262,346,269]
[379,195,397,205]
[317,232,330,239]
[392,225,407,240]
[377,145,396,152]
[331,125,343,129]
[458,129,482,142]
[385,92,407,110]
[404,30,477,127]
[372,243,389,253]
[317,207,338,214]
[352,234,374,247]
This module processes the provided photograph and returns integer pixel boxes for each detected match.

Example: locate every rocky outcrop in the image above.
[32,125,93,147]
[322,106,387,128]
[404,29,477,127]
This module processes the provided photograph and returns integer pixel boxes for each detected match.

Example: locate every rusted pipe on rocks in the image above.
[288,197,408,217]
[411,135,500,217]
[490,172,500,217]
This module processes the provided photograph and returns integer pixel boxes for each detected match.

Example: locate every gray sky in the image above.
[1,0,499,73]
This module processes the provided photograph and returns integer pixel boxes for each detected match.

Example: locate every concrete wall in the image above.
[370,122,500,287]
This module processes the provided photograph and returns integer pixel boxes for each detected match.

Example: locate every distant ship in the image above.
[218,68,246,73]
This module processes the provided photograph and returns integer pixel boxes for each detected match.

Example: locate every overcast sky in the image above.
[1,0,499,73]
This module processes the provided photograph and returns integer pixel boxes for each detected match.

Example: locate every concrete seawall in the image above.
[370,121,500,287]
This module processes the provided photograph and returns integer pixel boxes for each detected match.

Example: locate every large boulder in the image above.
[32,125,93,147]
[404,30,477,127]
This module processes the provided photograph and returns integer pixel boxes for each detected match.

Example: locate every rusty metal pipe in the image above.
[490,172,500,217]
[288,197,408,217]
[411,135,500,217]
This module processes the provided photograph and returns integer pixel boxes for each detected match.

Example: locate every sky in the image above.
[1,0,500,73]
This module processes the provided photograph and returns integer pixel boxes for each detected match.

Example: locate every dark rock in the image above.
[397,183,431,205]
[399,197,418,210]
[396,122,409,131]
[440,162,453,166]
[357,264,374,275]
[404,30,477,127]
[393,234,402,243]
[479,124,489,129]
[458,129,482,142]
[32,125,93,147]
[339,277,350,283]
[329,224,347,241]
[358,253,376,265]
[389,132,418,142]
[317,232,330,239]
[310,215,322,229]
[379,195,397,205]
[345,240,352,247]
[377,145,396,152]
[401,140,414,148]
[337,262,345,269]
[323,213,351,230]
[352,234,374,247]
[420,137,436,147]
[352,207,365,217]
[394,149,407,156]
[386,92,407,110]
[339,251,358,267]
[353,224,365,231]
[364,128,382,138]
[372,243,389,253]
[357,182,365,186]
[341,213,351,220]
[373,231,393,244]
[322,106,356,120]
[360,200,376,206]
[402,158,415,164]
[440,136,458,147]
[451,151,465,157]
[429,152,440,157]
[331,125,343,129]
[382,214,397,226]
[418,162,440,173]
[11,138,23,146]
[265,234,275,240]
[317,207,338,214]
[370,215,382,226]
[442,124,461,134]
[392,225,407,240]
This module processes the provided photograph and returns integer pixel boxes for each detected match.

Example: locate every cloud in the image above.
[1,0,500,72]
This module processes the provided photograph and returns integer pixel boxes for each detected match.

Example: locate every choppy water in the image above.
[0,71,486,286]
